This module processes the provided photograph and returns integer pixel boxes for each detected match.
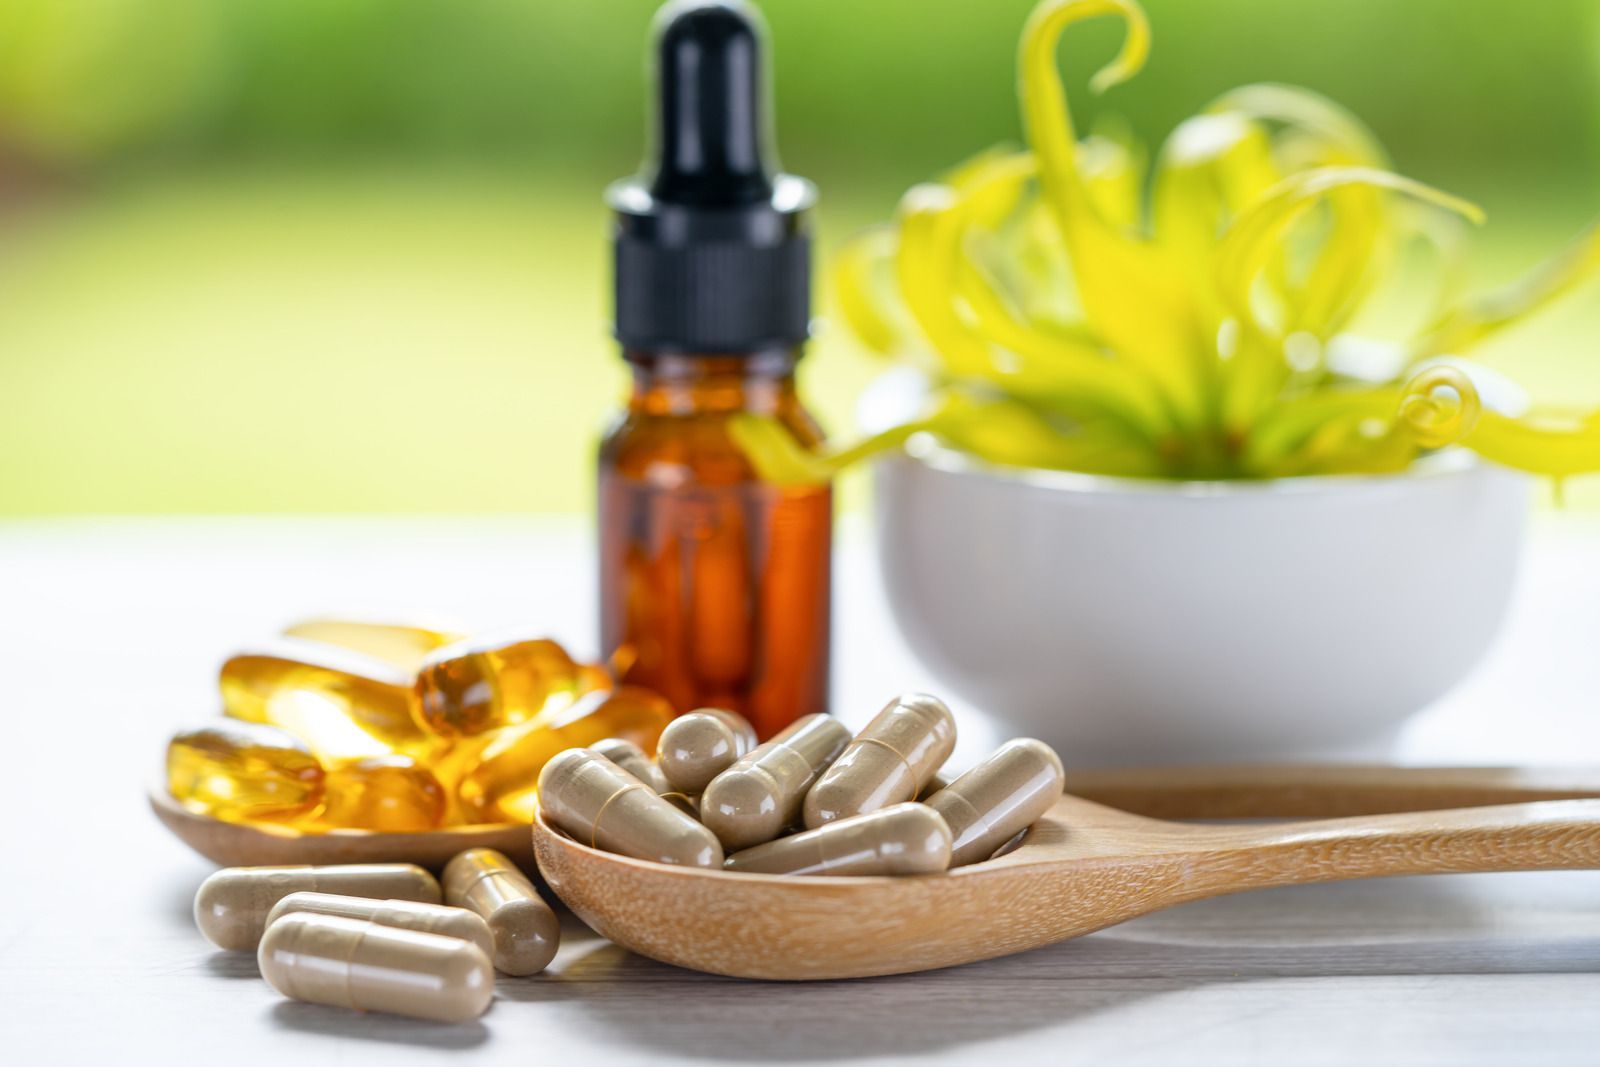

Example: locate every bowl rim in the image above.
[894,436,1489,499]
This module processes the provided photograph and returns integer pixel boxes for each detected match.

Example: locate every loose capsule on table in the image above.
[167,722,324,823]
[725,803,952,877]
[221,640,426,759]
[313,755,447,833]
[264,892,494,960]
[260,912,493,1023]
[592,736,671,794]
[194,863,441,951]
[538,748,724,867]
[803,693,956,829]
[700,713,852,851]
[456,685,675,823]
[924,738,1065,867]
[657,707,758,794]
[414,632,582,738]
[442,848,561,976]
[281,617,464,671]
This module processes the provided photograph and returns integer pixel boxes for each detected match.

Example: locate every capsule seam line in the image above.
[856,736,913,775]
[340,919,370,1011]
[588,784,636,848]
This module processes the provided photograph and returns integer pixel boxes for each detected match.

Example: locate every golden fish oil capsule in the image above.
[414,632,582,738]
[725,802,952,876]
[538,749,724,867]
[314,755,446,832]
[457,685,675,824]
[802,693,957,829]
[576,661,614,696]
[658,707,758,794]
[442,848,561,976]
[222,639,425,759]
[281,617,463,671]
[265,892,494,960]
[592,736,670,794]
[925,738,1065,866]
[167,723,324,823]
[194,863,441,951]
[260,912,493,1023]
[700,713,852,851]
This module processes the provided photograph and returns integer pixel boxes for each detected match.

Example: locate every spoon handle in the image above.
[1187,798,1600,895]
[1068,765,1600,820]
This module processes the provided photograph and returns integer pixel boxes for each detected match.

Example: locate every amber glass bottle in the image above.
[598,1,830,738]
[600,351,830,738]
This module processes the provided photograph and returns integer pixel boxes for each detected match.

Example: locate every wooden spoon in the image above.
[148,788,533,870]
[151,765,1600,872]
[1066,764,1600,820]
[531,791,1600,980]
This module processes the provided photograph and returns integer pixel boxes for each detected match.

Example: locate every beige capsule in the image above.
[802,693,957,829]
[591,736,671,794]
[538,749,724,867]
[194,863,441,951]
[700,713,852,851]
[918,771,954,801]
[442,848,560,976]
[725,803,953,877]
[657,707,758,794]
[264,892,494,960]
[925,738,1065,867]
[260,912,493,1023]
[659,791,700,818]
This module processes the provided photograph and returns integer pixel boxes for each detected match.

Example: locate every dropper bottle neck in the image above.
[622,348,800,416]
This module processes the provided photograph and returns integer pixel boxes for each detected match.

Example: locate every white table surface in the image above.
[2,516,1598,1065]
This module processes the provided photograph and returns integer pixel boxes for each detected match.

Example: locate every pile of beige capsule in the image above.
[189,693,1063,1023]
[542,693,1065,875]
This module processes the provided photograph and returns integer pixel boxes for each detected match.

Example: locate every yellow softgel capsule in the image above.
[221,639,426,760]
[456,685,675,823]
[313,755,447,833]
[281,617,463,671]
[575,661,615,696]
[167,722,324,823]
[414,633,583,739]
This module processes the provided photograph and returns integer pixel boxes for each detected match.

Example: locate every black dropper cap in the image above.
[609,0,815,354]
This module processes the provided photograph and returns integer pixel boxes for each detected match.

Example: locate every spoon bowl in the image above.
[149,788,533,870]
[532,791,1600,980]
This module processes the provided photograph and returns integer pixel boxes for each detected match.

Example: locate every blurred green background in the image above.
[2,0,1597,514]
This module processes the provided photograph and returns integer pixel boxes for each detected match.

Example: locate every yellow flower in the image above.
[733,0,1600,483]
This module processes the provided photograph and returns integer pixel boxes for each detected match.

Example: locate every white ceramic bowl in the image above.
[874,442,1530,764]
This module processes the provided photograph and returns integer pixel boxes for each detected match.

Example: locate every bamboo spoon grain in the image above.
[148,789,534,870]
[1068,764,1600,820]
[531,793,1600,980]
